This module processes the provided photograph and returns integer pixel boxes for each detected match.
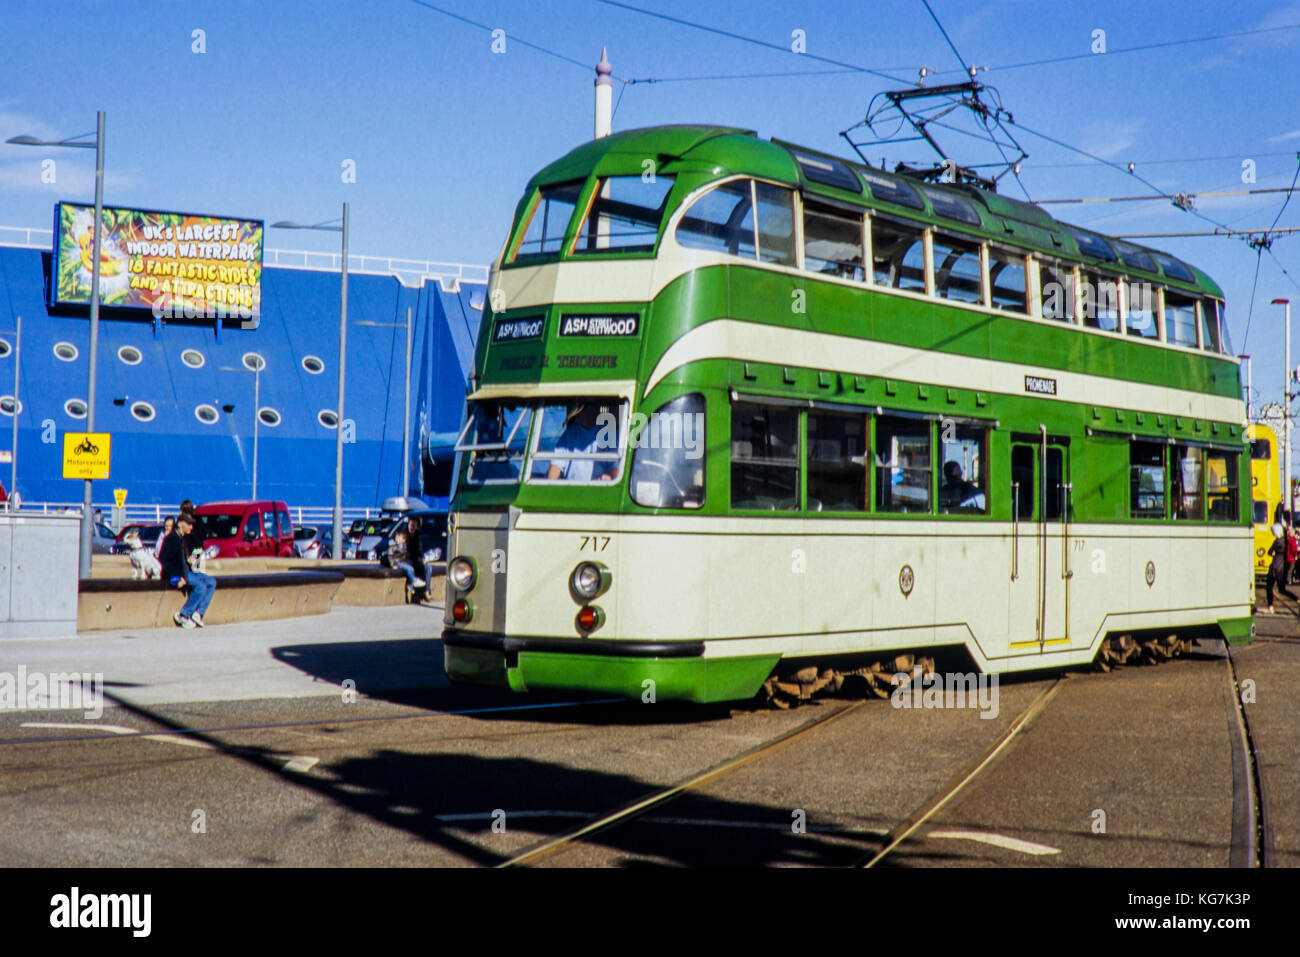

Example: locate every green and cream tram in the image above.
[442,125,1253,703]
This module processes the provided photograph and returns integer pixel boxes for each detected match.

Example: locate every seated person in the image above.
[940,460,985,510]
[546,403,618,482]
[389,528,426,591]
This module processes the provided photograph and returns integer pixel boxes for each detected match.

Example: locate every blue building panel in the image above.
[0,244,485,510]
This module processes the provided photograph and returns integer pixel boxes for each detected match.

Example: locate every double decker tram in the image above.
[442,125,1254,703]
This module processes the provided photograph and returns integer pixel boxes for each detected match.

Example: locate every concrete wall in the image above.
[0,513,79,637]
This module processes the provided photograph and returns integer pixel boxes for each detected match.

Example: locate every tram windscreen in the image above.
[529,400,626,483]
[456,402,533,485]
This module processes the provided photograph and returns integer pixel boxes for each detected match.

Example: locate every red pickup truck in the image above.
[194,500,295,558]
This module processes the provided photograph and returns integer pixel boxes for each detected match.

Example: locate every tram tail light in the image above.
[452,598,474,623]
[575,605,604,634]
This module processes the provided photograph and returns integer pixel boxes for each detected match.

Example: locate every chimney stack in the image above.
[594,47,612,139]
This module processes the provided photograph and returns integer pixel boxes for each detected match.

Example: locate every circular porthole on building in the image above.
[243,352,266,372]
[317,410,338,429]
[0,339,11,358]
[118,345,142,365]
[54,342,78,362]
[195,404,219,425]
[65,398,88,419]
[302,355,325,374]
[130,401,156,422]
[0,396,21,416]
[258,407,281,427]
[181,349,205,369]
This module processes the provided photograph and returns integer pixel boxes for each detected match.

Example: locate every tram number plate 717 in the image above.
[579,535,611,552]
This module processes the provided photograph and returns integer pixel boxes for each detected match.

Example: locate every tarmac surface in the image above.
[0,596,1295,867]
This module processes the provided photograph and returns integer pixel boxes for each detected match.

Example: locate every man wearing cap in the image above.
[159,512,217,628]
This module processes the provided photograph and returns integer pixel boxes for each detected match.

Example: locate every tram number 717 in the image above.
[579,536,611,552]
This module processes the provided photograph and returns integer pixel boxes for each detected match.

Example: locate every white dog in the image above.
[125,530,162,580]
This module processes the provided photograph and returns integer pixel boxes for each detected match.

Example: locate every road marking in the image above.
[434,809,889,836]
[20,722,214,750]
[282,755,319,773]
[926,829,1061,856]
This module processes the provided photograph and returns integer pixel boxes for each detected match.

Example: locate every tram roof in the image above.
[528,124,1221,298]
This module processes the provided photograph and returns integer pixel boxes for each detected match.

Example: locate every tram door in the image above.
[1009,432,1072,649]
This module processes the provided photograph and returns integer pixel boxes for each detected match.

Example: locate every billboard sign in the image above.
[51,202,263,323]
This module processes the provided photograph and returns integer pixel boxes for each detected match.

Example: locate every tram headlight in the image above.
[570,561,610,601]
[449,557,476,592]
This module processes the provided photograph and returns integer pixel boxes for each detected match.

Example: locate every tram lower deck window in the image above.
[939,426,988,513]
[1171,445,1205,520]
[1206,449,1239,521]
[807,410,868,511]
[1130,442,1165,519]
[875,416,932,513]
[731,402,799,510]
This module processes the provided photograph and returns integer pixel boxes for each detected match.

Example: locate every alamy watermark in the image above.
[592,410,705,460]
[891,670,999,719]
[0,667,104,719]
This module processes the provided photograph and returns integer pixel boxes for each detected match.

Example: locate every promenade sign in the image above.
[51,202,263,322]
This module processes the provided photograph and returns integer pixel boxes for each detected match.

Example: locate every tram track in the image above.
[852,676,1065,867]
[1224,645,1272,868]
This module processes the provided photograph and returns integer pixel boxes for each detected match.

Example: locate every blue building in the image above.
[0,231,486,515]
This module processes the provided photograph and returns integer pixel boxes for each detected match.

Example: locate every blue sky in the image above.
[4,0,1300,407]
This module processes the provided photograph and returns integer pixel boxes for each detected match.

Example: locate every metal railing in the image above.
[0,226,488,288]
[16,501,384,529]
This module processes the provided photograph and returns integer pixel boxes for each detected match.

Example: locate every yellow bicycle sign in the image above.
[62,432,111,480]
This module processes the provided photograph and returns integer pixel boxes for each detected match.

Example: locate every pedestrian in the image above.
[159,512,216,628]
[1265,523,1296,614]
[388,528,426,595]
[153,515,175,559]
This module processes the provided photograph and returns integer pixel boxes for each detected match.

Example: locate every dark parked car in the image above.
[376,510,448,568]
[112,523,165,554]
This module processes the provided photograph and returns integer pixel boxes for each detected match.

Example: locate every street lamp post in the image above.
[271,203,348,558]
[7,112,105,577]
[357,305,413,498]
[1276,298,1293,530]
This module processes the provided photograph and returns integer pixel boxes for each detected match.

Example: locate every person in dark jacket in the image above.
[1265,523,1296,614]
[160,513,216,628]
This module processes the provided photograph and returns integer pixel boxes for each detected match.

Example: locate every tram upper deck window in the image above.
[629,393,705,509]
[803,204,865,281]
[1079,271,1121,332]
[456,402,534,485]
[675,180,755,258]
[731,402,800,510]
[940,425,988,514]
[1171,444,1205,520]
[574,175,676,254]
[858,169,925,210]
[931,234,983,304]
[755,182,796,266]
[1165,290,1199,348]
[1112,240,1158,275]
[1206,449,1239,521]
[1039,260,1075,322]
[1130,441,1166,519]
[514,182,582,259]
[1066,226,1118,263]
[528,400,627,484]
[919,186,981,226]
[875,416,932,513]
[1125,280,1159,341]
[989,248,1028,314]
[1198,299,1223,352]
[872,218,926,292]
[1153,252,1196,283]
[1204,300,1232,354]
[807,410,868,511]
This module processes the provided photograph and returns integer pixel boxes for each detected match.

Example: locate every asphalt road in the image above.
[0,603,1294,867]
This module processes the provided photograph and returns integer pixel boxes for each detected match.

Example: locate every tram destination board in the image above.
[558,313,639,337]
